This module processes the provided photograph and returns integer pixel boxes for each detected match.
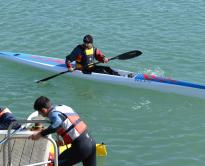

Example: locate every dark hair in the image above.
[83,34,93,43]
[33,96,51,110]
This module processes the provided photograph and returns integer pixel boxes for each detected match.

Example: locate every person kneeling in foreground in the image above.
[29,96,96,166]
[0,107,21,130]
[65,34,120,76]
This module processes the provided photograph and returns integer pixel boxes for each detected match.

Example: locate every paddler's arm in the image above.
[65,45,81,71]
[65,48,77,63]
[95,48,109,63]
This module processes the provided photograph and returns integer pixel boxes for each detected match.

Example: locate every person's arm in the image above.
[40,111,65,136]
[95,48,109,63]
[65,47,78,62]
[29,112,65,140]
[40,125,56,136]
[65,46,81,70]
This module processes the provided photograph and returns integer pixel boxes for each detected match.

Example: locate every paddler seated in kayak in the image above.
[0,107,21,130]
[29,96,96,166]
[65,34,121,76]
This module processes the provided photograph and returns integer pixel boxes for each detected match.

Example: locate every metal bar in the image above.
[7,121,20,166]
[3,141,7,166]
[48,135,58,166]
[24,160,51,166]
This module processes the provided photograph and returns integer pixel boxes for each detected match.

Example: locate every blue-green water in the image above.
[1,1,205,165]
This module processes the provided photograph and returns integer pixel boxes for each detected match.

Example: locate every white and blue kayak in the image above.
[1,51,205,99]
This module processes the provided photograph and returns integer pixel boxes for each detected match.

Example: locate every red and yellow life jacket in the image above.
[76,46,96,70]
[52,105,87,144]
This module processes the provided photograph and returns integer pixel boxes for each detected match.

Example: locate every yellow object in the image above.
[96,143,107,156]
[49,143,107,157]
[85,48,94,56]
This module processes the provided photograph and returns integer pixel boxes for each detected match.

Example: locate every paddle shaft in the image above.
[36,70,69,83]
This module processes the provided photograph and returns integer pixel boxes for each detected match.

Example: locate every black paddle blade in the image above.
[117,50,142,60]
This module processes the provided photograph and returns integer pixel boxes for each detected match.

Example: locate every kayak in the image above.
[1,51,205,99]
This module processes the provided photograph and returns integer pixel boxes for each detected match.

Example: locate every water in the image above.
[1,0,205,165]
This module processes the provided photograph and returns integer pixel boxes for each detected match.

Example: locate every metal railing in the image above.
[1,120,59,166]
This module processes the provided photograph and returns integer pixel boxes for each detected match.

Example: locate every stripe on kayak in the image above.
[17,57,55,67]
[0,52,66,67]
[135,74,205,90]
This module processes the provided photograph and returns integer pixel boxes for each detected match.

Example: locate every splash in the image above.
[142,66,165,77]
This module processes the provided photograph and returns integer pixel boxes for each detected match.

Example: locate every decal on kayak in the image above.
[135,74,205,90]
[30,55,65,64]
[17,57,55,67]
[14,54,20,56]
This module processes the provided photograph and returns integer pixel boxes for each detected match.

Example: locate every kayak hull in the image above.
[1,51,205,99]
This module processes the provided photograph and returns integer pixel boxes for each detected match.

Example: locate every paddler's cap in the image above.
[83,34,93,44]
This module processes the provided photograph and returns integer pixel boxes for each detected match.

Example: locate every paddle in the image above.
[36,50,142,83]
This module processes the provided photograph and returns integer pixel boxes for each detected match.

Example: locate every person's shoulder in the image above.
[71,44,84,52]
[95,48,103,55]
[94,46,102,51]
[59,105,74,112]
[48,111,60,120]
[75,44,84,49]
[50,110,60,115]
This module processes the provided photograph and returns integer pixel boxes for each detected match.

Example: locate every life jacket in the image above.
[0,108,12,118]
[76,45,96,70]
[52,105,87,144]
